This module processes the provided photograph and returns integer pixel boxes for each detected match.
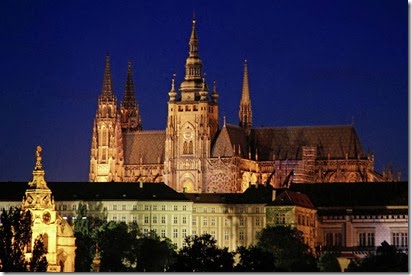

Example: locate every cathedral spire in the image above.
[180,18,204,99]
[120,60,142,132]
[239,59,252,135]
[101,54,114,99]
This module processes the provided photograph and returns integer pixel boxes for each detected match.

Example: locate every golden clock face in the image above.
[42,211,51,224]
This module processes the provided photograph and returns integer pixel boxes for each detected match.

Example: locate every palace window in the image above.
[239,218,244,227]
[144,205,149,211]
[211,207,215,213]
[192,217,196,226]
[132,216,137,224]
[203,218,208,226]
[239,230,245,241]
[132,205,137,211]
[121,216,126,222]
[174,205,178,211]
[153,216,157,224]
[358,232,375,247]
[144,216,149,224]
[211,218,216,226]
[211,230,216,239]
[182,216,187,224]
[161,229,166,238]
[153,205,157,211]
[392,232,408,248]
[122,205,126,211]
[183,205,187,211]
[182,229,187,238]
[275,213,286,224]
[224,231,229,240]
[173,229,178,238]
[224,218,230,227]
[173,216,178,224]
[255,217,260,227]
[161,216,166,224]
[162,205,166,211]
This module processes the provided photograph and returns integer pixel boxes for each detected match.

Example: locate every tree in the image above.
[133,231,176,272]
[317,252,341,272]
[345,241,408,272]
[256,225,318,272]
[168,234,234,272]
[97,221,136,272]
[0,207,32,271]
[234,245,276,272]
[29,235,48,272]
[0,207,47,272]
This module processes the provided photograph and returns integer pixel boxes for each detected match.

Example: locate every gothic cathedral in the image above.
[89,19,397,193]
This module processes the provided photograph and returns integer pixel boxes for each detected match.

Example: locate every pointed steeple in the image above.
[239,59,252,135]
[180,18,204,100]
[120,60,142,132]
[101,54,115,99]
[168,73,177,101]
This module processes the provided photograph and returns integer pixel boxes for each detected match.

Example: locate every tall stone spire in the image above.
[101,54,114,99]
[120,60,142,132]
[180,18,204,100]
[239,59,252,135]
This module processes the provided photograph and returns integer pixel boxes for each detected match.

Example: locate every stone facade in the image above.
[89,19,398,192]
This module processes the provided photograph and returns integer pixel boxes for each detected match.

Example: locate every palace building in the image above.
[89,19,398,193]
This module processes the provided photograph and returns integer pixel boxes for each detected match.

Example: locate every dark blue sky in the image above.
[0,0,407,182]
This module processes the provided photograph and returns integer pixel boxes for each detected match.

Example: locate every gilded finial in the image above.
[35,145,43,170]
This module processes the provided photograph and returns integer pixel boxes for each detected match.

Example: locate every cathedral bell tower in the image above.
[120,61,142,132]
[89,54,124,182]
[164,19,219,192]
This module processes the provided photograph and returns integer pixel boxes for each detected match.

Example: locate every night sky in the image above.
[0,0,407,182]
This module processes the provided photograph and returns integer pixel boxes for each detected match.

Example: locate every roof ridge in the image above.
[253,124,353,130]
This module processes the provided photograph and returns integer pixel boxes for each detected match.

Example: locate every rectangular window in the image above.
[162,205,166,211]
[112,216,117,221]
[121,216,126,222]
[275,214,286,224]
[238,207,244,213]
[132,216,137,223]
[255,217,260,227]
[182,216,187,224]
[113,205,117,211]
[224,218,230,227]
[182,229,187,238]
[211,207,216,213]
[143,228,149,235]
[174,206,178,211]
[122,205,126,211]
[239,218,244,227]
[224,231,229,240]
[63,205,67,211]
[358,232,375,247]
[211,230,216,239]
[153,216,157,224]
[192,217,196,226]
[133,205,137,211]
[161,216,166,224]
[72,205,77,211]
[255,207,260,213]
[183,205,187,211]
[161,229,166,238]
[203,218,208,226]
[193,207,197,213]
[192,230,197,236]
[153,205,157,211]
[144,216,149,224]
[223,207,228,214]
[144,205,149,211]
[392,232,408,247]
[173,216,178,224]
[239,230,245,241]
[211,218,216,226]
[173,229,178,238]
[204,207,208,213]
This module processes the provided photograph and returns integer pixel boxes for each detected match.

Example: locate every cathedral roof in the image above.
[250,125,365,161]
[212,123,248,158]
[123,130,166,164]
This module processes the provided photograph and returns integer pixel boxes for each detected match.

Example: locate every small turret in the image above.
[239,59,252,135]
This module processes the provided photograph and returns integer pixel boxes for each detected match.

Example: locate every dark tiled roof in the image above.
[185,184,279,204]
[290,182,408,207]
[123,131,165,164]
[269,190,315,209]
[250,125,365,161]
[0,182,190,202]
[212,124,248,158]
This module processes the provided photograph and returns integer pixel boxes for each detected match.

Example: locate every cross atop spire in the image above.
[101,53,114,99]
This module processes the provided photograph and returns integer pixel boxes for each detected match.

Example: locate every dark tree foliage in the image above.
[0,207,47,272]
[168,234,234,272]
[317,252,341,272]
[97,221,135,272]
[29,235,48,272]
[234,245,276,272]
[256,225,318,272]
[73,202,106,272]
[345,241,408,272]
[133,231,177,272]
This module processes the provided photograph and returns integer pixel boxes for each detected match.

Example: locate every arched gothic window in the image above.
[183,141,188,154]
[189,141,193,154]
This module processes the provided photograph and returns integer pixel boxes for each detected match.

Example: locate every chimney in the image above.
[272,190,276,201]
[139,180,143,189]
